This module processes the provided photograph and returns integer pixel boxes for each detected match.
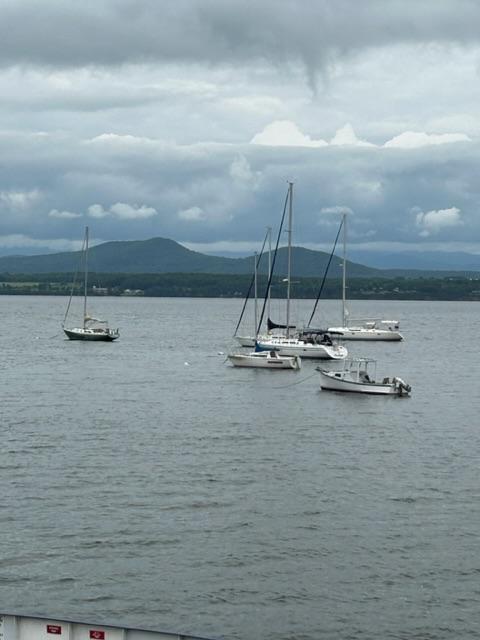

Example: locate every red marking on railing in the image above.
[46,625,62,635]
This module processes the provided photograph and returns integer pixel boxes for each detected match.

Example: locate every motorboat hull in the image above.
[228,352,301,370]
[318,369,410,396]
[64,327,119,342]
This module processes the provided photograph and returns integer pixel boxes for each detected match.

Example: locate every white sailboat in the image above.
[62,226,119,341]
[234,227,273,347]
[228,350,301,369]
[228,245,301,369]
[327,212,403,341]
[255,182,348,360]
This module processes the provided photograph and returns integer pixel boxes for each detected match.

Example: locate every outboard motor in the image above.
[393,377,411,395]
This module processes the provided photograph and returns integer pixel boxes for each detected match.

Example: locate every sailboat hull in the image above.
[327,327,403,341]
[256,337,348,359]
[234,335,257,347]
[235,333,276,347]
[228,352,301,369]
[64,327,119,341]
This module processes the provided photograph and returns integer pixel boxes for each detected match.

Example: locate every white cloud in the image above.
[251,121,471,152]
[330,123,375,147]
[251,121,377,148]
[251,120,327,147]
[87,204,109,218]
[87,202,157,219]
[385,131,471,149]
[48,208,82,219]
[110,202,157,219]
[229,155,256,183]
[0,189,42,210]
[86,133,157,149]
[316,206,353,230]
[415,207,463,236]
[178,206,206,221]
[320,206,354,216]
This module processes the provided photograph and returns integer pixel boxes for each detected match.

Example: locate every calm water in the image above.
[1,295,480,639]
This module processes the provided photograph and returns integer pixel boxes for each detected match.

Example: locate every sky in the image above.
[1,0,480,259]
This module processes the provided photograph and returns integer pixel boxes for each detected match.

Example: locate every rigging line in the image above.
[255,186,290,336]
[307,216,344,328]
[271,370,318,389]
[233,229,270,337]
[62,232,85,326]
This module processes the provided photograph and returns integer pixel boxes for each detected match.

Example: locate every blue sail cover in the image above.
[254,341,270,352]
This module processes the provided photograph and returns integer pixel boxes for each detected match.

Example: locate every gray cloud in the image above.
[0,124,478,252]
[1,0,480,78]
[1,1,480,261]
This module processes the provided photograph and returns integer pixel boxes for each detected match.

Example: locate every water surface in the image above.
[1,296,479,639]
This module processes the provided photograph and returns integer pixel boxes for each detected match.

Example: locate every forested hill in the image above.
[0,236,381,278]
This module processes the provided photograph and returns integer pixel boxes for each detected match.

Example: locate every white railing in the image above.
[0,614,219,640]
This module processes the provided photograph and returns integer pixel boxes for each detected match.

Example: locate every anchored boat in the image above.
[327,212,403,341]
[228,349,301,370]
[317,358,411,395]
[256,333,347,360]
[255,182,348,361]
[62,226,119,342]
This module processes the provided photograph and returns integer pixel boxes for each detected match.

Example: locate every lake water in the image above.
[1,295,480,640]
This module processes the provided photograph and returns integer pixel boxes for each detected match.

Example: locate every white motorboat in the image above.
[62,226,119,342]
[228,349,301,370]
[327,213,403,341]
[317,358,411,395]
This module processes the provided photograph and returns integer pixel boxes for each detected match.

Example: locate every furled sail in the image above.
[267,317,296,331]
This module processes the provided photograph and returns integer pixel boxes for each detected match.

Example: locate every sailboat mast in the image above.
[83,226,89,328]
[342,212,347,327]
[267,226,272,322]
[286,182,293,337]
[254,251,258,337]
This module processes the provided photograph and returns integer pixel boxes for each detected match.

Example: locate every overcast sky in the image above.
[1,0,480,257]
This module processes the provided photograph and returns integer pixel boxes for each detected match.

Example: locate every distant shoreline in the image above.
[1,272,480,301]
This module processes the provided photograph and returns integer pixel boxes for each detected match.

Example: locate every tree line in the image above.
[1,271,480,300]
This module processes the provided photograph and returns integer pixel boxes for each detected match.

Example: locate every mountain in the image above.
[0,236,382,278]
